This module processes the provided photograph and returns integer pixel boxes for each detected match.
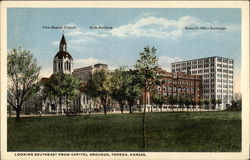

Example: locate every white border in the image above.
[1,1,249,160]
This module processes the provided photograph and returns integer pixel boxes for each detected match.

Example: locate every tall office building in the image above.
[171,56,234,109]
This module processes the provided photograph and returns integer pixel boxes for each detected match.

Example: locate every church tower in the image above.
[53,34,73,74]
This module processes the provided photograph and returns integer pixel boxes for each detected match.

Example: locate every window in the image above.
[211,68,215,72]
[211,79,215,83]
[210,74,215,77]
[198,65,203,68]
[223,74,228,78]
[217,79,222,82]
[223,85,228,88]
[223,80,227,83]
[173,87,176,92]
[217,95,222,99]
[229,70,233,74]
[217,74,222,77]
[217,64,222,67]
[229,60,233,64]
[223,65,228,68]
[223,59,228,63]
[223,69,228,73]
[198,70,203,73]
[204,69,209,73]
[217,89,222,93]
[204,64,209,68]
[192,71,197,74]
[229,75,233,79]
[217,69,222,72]
[217,58,222,62]
[217,84,222,88]
[192,65,197,69]
[211,63,215,67]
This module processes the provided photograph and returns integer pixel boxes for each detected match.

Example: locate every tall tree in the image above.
[42,73,80,114]
[85,69,112,114]
[134,46,161,148]
[111,67,128,113]
[7,47,41,121]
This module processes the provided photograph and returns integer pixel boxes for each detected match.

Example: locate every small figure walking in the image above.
[39,111,42,116]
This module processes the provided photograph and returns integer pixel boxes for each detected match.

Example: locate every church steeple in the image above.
[54,34,73,74]
[59,34,67,51]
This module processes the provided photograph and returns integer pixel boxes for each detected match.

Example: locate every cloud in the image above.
[158,56,182,71]
[74,57,107,68]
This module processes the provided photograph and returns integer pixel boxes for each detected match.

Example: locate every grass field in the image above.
[8,111,241,152]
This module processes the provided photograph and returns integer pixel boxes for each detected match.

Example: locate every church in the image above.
[41,34,108,114]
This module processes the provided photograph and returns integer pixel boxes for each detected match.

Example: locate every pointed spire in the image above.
[59,34,67,51]
[60,34,66,45]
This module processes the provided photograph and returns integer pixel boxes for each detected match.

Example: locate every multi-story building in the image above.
[139,68,202,112]
[72,63,109,112]
[171,56,234,109]
[72,63,108,82]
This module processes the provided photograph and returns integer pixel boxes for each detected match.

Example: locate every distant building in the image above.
[171,56,234,109]
[53,34,73,74]
[41,34,74,114]
[139,68,202,112]
[73,63,108,82]
[72,64,109,112]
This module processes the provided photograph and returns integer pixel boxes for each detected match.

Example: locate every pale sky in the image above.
[7,8,241,93]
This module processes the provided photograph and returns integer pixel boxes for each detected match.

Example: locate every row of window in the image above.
[172,58,233,68]
[217,79,233,83]
[217,69,233,74]
[217,64,233,68]
[159,92,196,97]
[203,84,215,88]
[217,95,233,99]
[158,86,196,93]
[217,89,233,93]
[54,61,71,71]
[217,84,233,88]
[162,80,195,86]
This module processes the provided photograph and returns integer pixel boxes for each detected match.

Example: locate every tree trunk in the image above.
[129,105,132,114]
[104,104,107,114]
[120,102,123,114]
[59,97,62,114]
[16,107,21,122]
[161,105,163,112]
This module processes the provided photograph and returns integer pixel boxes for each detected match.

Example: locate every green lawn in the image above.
[8,111,241,152]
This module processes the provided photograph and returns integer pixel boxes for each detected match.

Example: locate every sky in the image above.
[7,8,241,93]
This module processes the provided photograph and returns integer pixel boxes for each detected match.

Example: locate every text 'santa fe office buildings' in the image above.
[171,56,234,110]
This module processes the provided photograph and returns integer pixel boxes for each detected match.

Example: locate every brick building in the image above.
[140,68,203,108]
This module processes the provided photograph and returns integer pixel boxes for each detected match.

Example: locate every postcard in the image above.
[1,1,249,160]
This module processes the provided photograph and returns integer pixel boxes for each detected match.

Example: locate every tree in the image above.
[151,94,164,112]
[134,46,161,148]
[7,47,41,121]
[177,96,184,111]
[43,73,80,114]
[191,100,197,111]
[184,96,192,112]
[85,69,112,114]
[216,99,222,110]
[124,69,141,114]
[204,100,210,110]
[211,99,217,110]
[197,99,204,111]
[168,96,178,111]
